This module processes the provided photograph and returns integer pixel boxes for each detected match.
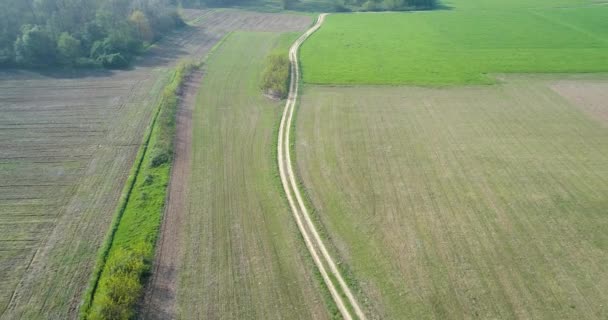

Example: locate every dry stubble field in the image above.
[295,75,608,319]
[0,9,311,319]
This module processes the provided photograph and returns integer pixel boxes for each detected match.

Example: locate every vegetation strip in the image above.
[79,61,196,319]
[277,13,367,320]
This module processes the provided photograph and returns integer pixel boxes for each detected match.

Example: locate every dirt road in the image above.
[139,70,202,320]
[277,13,367,320]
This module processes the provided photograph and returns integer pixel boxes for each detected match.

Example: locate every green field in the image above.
[300,1,608,85]
[295,76,608,318]
[175,32,332,319]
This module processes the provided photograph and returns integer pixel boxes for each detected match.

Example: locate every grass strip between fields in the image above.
[79,60,197,319]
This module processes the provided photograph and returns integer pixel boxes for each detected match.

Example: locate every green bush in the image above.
[333,0,352,12]
[143,175,154,186]
[88,245,150,320]
[362,0,380,11]
[57,32,82,65]
[150,151,169,168]
[98,53,130,69]
[13,25,56,66]
[260,52,290,99]
[75,57,101,68]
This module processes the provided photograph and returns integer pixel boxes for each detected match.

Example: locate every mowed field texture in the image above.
[295,76,608,319]
[300,0,608,85]
[172,31,333,319]
[0,9,311,319]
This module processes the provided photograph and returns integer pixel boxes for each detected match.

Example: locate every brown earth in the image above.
[139,69,201,320]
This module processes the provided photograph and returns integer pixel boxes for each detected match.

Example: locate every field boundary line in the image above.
[278,13,367,320]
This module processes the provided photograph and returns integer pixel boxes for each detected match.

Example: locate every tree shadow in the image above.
[0,66,116,79]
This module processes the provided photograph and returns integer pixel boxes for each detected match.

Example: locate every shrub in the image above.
[129,11,154,43]
[333,0,351,12]
[408,0,437,9]
[149,10,186,39]
[75,57,101,68]
[150,151,169,168]
[13,25,56,66]
[57,32,82,65]
[143,174,154,186]
[98,53,130,69]
[261,53,290,99]
[0,36,14,65]
[362,0,381,11]
[383,0,405,10]
[88,245,150,320]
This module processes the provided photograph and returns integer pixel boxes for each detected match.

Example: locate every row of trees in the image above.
[178,0,251,7]
[337,0,437,11]
[0,0,184,68]
[179,0,436,11]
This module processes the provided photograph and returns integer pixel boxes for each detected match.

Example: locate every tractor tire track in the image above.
[277,13,367,320]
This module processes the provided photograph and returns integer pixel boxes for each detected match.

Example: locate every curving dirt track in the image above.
[277,13,367,320]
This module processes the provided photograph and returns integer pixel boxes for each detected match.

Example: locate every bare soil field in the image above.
[169,31,331,319]
[295,75,608,319]
[0,9,310,319]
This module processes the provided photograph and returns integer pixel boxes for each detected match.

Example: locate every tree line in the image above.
[334,0,437,11]
[179,0,246,7]
[0,0,184,68]
[181,0,437,12]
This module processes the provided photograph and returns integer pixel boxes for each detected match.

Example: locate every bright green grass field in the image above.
[300,2,608,85]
